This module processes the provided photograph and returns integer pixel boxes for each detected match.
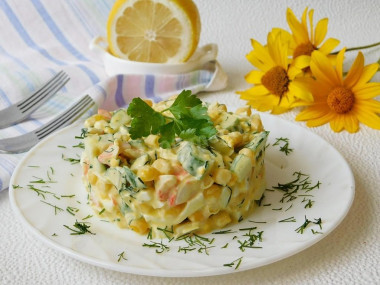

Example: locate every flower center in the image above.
[261,66,289,97]
[327,87,355,114]
[293,42,315,58]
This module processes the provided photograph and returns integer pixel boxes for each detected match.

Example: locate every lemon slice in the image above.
[107,0,201,63]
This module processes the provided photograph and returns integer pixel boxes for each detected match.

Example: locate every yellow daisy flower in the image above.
[296,49,380,133]
[287,7,340,60]
[237,30,313,114]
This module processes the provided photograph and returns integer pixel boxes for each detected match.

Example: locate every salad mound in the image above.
[80,91,268,238]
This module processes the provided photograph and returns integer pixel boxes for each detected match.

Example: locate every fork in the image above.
[0,70,70,129]
[0,95,95,153]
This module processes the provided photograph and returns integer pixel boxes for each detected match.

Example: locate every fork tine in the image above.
[0,70,70,129]
[18,71,70,112]
[35,95,95,140]
[0,95,95,153]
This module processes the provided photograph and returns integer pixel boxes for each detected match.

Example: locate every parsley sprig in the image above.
[127,90,217,148]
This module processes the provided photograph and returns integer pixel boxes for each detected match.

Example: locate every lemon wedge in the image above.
[107,0,201,63]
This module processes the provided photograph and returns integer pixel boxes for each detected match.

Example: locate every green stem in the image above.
[332,41,380,55]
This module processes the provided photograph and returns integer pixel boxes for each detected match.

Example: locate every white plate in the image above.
[9,113,355,277]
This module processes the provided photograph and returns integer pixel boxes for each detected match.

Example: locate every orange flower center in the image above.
[261,66,289,97]
[293,42,315,58]
[327,87,355,114]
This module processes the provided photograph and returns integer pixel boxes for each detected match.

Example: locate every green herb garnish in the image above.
[117,251,128,262]
[64,220,95,235]
[127,90,217,148]
[273,137,293,155]
[40,200,63,215]
[223,257,243,270]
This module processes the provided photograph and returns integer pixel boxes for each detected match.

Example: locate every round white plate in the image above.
[9,113,355,277]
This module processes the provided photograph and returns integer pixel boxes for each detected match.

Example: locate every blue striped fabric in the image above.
[0,0,226,191]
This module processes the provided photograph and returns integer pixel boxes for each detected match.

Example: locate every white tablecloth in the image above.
[1,0,379,284]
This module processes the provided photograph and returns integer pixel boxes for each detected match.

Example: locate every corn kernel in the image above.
[137,165,159,182]
[144,134,159,148]
[129,218,149,234]
[212,168,232,186]
[152,158,172,174]
[236,105,252,116]
[143,99,153,107]
[239,148,255,164]
[204,184,222,199]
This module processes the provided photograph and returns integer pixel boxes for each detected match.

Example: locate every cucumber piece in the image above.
[219,112,240,131]
[104,166,146,193]
[110,109,131,130]
[208,135,234,155]
[177,142,214,179]
[230,154,252,182]
[130,153,151,171]
[244,131,269,161]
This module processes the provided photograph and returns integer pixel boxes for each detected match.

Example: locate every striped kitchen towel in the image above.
[0,0,227,192]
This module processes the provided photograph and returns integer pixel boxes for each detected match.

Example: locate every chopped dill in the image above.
[64,220,95,235]
[117,251,128,262]
[223,257,243,270]
[272,137,293,155]
[40,200,63,215]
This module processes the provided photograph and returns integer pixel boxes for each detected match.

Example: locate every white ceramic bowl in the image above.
[89,36,218,76]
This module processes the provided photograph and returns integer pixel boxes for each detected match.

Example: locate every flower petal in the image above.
[238,85,269,99]
[246,50,270,71]
[308,9,314,43]
[313,18,328,46]
[301,8,309,36]
[335,48,346,85]
[353,82,380,99]
[250,39,274,65]
[354,63,380,88]
[318,38,340,54]
[288,80,313,102]
[344,52,364,89]
[343,114,359,133]
[355,98,380,111]
[296,103,330,121]
[310,50,339,87]
[354,106,380,130]
[245,70,264,84]
[330,115,345,132]
[267,32,288,68]
[305,112,336,127]
[292,54,311,70]
[286,7,308,44]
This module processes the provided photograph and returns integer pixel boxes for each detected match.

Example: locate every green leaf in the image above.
[126,91,217,149]
[169,90,202,119]
[158,121,176,148]
[127,98,166,139]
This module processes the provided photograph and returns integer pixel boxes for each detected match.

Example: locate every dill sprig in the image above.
[236,227,263,252]
[61,154,80,164]
[142,240,170,254]
[223,256,243,270]
[28,185,56,200]
[212,229,237,235]
[272,137,293,155]
[176,233,215,255]
[278,216,296,223]
[66,206,80,216]
[270,171,321,204]
[157,226,174,241]
[64,220,95,235]
[40,200,63,215]
[295,216,323,234]
[75,128,88,139]
[117,251,127,262]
